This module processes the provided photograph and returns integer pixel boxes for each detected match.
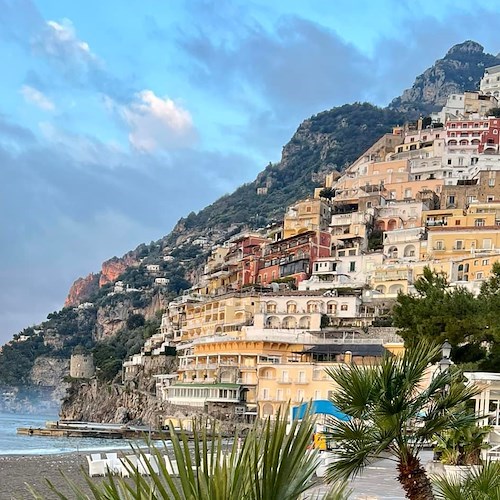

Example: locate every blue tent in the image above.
[292,400,350,421]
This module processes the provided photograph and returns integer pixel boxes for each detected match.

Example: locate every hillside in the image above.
[0,40,498,396]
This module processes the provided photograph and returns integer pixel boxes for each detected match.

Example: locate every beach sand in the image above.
[0,452,107,500]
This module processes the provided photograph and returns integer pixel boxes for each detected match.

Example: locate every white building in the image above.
[480,65,500,97]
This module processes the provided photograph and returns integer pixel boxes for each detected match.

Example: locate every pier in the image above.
[17,420,166,440]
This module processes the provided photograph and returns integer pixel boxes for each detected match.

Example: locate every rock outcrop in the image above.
[390,41,500,116]
[99,255,138,287]
[65,273,100,307]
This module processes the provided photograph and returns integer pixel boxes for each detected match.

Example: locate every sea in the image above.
[0,411,141,456]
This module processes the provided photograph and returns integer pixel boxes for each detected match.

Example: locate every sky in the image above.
[2,0,500,345]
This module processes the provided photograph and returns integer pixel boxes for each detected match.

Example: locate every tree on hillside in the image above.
[392,267,484,348]
[319,187,335,201]
[326,341,479,500]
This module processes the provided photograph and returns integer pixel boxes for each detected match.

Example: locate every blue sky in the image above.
[1,0,500,344]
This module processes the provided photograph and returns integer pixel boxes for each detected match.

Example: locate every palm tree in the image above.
[325,342,479,500]
[34,407,348,500]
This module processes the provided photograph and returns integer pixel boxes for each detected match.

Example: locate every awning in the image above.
[300,343,387,357]
[292,400,349,421]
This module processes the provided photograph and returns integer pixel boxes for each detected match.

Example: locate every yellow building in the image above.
[256,342,394,418]
[283,198,331,238]
[169,293,261,342]
[423,207,500,260]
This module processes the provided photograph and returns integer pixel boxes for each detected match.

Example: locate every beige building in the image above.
[283,198,331,238]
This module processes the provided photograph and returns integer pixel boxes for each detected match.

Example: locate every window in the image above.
[483,239,492,250]
[476,272,484,280]
[483,259,490,265]
[488,196,495,202]
[349,261,356,272]
[414,175,421,180]
[454,240,464,250]
[435,240,444,250]
[475,219,486,227]
[455,220,461,225]
[447,195,455,206]
[266,302,277,313]
[340,304,348,311]
[297,390,305,402]
[366,201,372,208]
[447,159,452,165]
[489,178,496,187]
[327,302,337,314]
[404,188,412,198]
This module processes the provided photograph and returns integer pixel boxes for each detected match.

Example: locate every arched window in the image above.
[389,284,403,294]
[265,316,280,329]
[299,316,310,329]
[286,301,297,313]
[388,246,398,258]
[282,316,297,329]
[404,245,416,258]
[307,301,319,313]
[266,302,277,313]
[326,301,337,314]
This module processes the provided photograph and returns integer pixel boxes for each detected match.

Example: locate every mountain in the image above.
[390,40,500,116]
[1,40,498,395]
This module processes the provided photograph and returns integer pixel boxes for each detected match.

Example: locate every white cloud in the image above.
[32,18,100,73]
[119,90,197,152]
[20,85,55,111]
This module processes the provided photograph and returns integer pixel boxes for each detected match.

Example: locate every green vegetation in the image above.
[165,103,404,239]
[326,341,479,500]
[433,461,500,500]
[433,424,491,466]
[0,334,50,385]
[35,408,348,500]
[392,264,500,370]
[93,316,161,381]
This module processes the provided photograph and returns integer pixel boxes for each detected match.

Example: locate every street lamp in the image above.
[438,339,452,373]
[441,340,452,360]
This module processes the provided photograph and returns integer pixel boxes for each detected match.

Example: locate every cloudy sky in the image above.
[1,0,500,345]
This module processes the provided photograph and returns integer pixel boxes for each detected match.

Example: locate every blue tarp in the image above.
[292,400,350,421]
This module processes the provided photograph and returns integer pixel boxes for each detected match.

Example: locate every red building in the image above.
[256,231,331,286]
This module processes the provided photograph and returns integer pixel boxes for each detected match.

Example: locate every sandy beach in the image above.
[0,452,109,500]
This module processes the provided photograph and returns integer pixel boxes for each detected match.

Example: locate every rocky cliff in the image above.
[65,273,100,307]
[390,41,500,115]
[99,255,139,288]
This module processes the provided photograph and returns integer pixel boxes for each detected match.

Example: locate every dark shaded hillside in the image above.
[168,103,404,238]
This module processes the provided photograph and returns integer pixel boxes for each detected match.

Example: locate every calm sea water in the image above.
[0,411,143,455]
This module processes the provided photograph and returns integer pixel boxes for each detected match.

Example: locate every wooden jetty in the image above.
[17,420,166,440]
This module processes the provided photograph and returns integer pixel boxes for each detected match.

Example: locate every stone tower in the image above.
[70,352,95,379]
